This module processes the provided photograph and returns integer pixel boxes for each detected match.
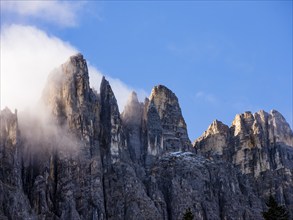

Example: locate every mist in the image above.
[1,24,148,154]
[18,105,81,156]
[0,24,146,113]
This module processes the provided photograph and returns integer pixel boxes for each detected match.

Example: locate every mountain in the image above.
[0,53,292,219]
[194,110,293,216]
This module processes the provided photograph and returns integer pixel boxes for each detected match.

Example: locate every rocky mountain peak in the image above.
[229,109,293,146]
[149,85,179,119]
[121,91,142,126]
[69,53,85,64]
[120,92,145,163]
[231,111,254,136]
[41,53,93,124]
[123,91,140,112]
[100,76,120,123]
[253,110,269,130]
[195,109,293,178]
[129,91,139,103]
[100,76,126,162]
[1,54,293,219]
[100,76,120,112]
[194,120,229,156]
[268,109,293,146]
[206,120,229,136]
[0,108,19,146]
[147,85,191,153]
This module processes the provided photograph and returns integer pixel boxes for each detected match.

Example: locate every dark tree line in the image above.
[262,195,290,220]
[183,208,194,220]
[182,195,290,220]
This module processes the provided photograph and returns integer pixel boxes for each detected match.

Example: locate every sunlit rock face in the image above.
[195,110,293,176]
[194,110,293,215]
[143,85,192,167]
[194,120,230,156]
[42,53,101,144]
[149,85,192,153]
[22,54,106,219]
[1,53,292,219]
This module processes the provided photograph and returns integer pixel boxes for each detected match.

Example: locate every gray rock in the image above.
[150,152,263,219]
[149,85,192,153]
[0,108,34,219]
[121,92,144,164]
[194,109,293,216]
[1,53,292,219]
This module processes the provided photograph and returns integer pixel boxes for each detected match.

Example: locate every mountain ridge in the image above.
[1,53,292,219]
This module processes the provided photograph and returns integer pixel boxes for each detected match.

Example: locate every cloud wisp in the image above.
[195,91,218,105]
[0,24,148,155]
[88,66,148,112]
[1,24,77,111]
[1,1,85,27]
[0,24,146,113]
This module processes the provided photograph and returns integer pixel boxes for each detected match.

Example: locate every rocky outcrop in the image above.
[99,76,126,164]
[1,53,292,219]
[194,120,230,156]
[194,110,293,215]
[149,85,191,153]
[99,79,162,220]
[16,54,106,219]
[142,85,192,167]
[148,152,263,220]
[0,108,34,219]
[194,110,293,175]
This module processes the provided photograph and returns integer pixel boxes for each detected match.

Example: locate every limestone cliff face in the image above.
[99,79,161,220]
[148,152,263,220]
[21,54,106,219]
[0,108,33,219]
[149,85,191,153]
[194,120,230,156]
[100,76,126,164]
[195,110,293,176]
[194,110,293,214]
[1,54,292,219]
[142,85,192,167]
[42,53,101,145]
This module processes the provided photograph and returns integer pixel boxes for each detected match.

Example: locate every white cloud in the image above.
[195,91,218,104]
[0,24,147,113]
[1,1,85,27]
[88,66,148,112]
[1,24,78,111]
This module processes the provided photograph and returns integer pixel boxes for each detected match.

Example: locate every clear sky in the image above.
[1,1,292,140]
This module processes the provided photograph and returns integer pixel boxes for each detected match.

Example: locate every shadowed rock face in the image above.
[148,152,263,220]
[1,53,293,219]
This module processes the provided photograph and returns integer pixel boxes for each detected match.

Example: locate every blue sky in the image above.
[1,1,292,140]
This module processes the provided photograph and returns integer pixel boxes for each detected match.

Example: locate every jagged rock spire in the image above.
[121,92,144,162]
[148,85,192,153]
[2,53,293,219]
[100,76,126,163]
[42,53,92,123]
[194,120,229,156]
[121,91,142,125]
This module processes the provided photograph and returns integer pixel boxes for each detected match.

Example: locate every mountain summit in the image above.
[1,54,292,219]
